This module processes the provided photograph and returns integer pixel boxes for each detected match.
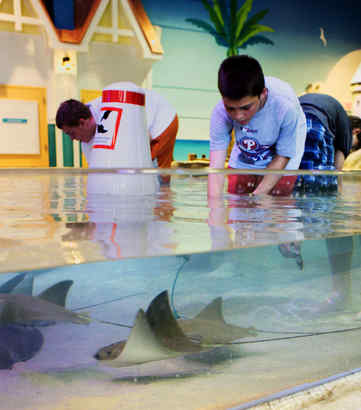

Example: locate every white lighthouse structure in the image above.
[351,63,361,117]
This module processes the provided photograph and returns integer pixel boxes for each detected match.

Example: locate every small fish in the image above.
[278,242,304,270]
[0,325,43,370]
[320,27,327,47]
[95,290,257,367]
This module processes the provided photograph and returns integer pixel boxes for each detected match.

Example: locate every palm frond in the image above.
[212,0,225,27]
[234,0,253,40]
[236,24,274,47]
[218,0,230,22]
[185,18,220,37]
[200,0,226,35]
[229,0,238,45]
[186,0,276,56]
[244,9,270,27]
[215,34,232,47]
[227,46,239,57]
[218,0,231,41]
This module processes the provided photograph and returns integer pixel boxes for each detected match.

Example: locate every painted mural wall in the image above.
[0,0,360,163]
[141,0,361,141]
[0,31,153,122]
[0,0,159,166]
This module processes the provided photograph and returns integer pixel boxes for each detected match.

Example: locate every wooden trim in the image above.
[57,0,103,44]
[37,0,162,55]
[128,0,163,55]
[37,0,59,37]
[80,89,102,103]
[38,0,101,45]
[0,85,48,168]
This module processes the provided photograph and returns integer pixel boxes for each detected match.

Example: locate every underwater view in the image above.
[2,168,361,409]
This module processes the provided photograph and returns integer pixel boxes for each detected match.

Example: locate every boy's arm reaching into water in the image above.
[252,154,290,195]
[208,150,227,201]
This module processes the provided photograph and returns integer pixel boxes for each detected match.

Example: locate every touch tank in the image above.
[1,167,361,410]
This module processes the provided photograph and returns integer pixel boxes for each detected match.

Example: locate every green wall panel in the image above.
[48,124,56,167]
[62,131,74,167]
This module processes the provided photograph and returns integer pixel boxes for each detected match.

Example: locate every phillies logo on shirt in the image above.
[236,134,274,165]
[239,136,259,152]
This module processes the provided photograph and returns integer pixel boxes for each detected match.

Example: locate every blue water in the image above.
[173,139,209,161]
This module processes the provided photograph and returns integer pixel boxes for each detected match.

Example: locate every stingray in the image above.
[94,290,257,367]
[0,273,73,303]
[0,280,90,326]
[0,273,34,295]
[0,324,44,369]
[176,297,257,345]
[0,270,67,296]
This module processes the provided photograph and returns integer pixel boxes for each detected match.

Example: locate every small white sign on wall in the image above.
[0,99,39,154]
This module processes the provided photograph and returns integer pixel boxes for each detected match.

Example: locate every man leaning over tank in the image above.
[294,93,353,192]
[55,83,178,179]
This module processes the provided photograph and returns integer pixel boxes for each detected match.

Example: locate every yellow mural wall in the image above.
[0,85,48,167]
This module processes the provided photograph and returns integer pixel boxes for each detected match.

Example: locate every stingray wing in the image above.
[0,273,32,295]
[95,309,180,367]
[37,280,74,307]
[0,293,89,326]
[0,325,43,369]
[146,291,204,353]
[179,297,258,345]
[193,297,225,322]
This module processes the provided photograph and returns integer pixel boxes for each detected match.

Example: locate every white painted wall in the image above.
[0,31,153,122]
[0,31,52,89]
[0,99,39,154]
[353,92,361,118]
[77,40,153,94]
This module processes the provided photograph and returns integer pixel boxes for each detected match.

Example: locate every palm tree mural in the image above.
[186,0,275,57]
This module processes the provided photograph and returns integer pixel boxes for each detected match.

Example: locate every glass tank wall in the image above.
[1,168,361,410]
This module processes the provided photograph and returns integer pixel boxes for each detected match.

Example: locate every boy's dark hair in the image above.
[56,99,92,129]
[349,115,361,131]
[218,55,265,100]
